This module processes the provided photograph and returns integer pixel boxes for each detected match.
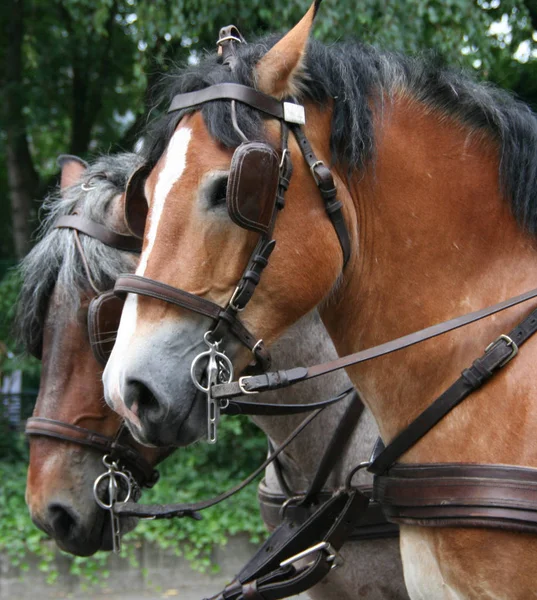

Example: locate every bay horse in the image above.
[103,3,537,598]
[20,153,165,556]
[20,154,406,596]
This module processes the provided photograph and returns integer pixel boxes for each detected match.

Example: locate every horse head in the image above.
[103,3,352,446]
[21,154,166,556]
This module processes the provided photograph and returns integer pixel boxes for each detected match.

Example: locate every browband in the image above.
[168,82,306,125]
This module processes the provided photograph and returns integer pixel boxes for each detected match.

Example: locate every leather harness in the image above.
[105,41,537,596]
[28,27,537,598]
[25,214,161,490]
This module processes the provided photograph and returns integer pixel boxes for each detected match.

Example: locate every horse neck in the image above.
[322,96,537,465]
[252,312,377,491]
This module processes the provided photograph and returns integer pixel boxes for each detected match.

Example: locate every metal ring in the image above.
[279,495,306,520]
[190,350,212,392]
[217,353,234,384]
[93,469,132,510]
[81,183,96,191]
[345,461,371,490]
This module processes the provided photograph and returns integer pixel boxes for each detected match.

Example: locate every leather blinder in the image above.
[87,291,125,365]
[124,163,152,239]
[227,142,280,235]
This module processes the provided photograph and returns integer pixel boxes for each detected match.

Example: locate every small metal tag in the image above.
[283,102,306,125]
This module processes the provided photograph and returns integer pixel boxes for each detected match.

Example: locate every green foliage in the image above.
[0,416,267,586]
[2,0,537,263]
[0,268,40,378]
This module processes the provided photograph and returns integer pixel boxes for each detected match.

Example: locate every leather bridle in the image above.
[25,213,160,491]
[104,31,537,597]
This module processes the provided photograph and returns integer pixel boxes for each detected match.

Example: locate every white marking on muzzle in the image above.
[103,127,192,407]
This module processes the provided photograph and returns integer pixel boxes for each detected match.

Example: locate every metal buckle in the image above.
[238,376,258,395]
[309,160,324,183]
[229,286,246,312]
[485,334,518,368]
[280,541,343,570]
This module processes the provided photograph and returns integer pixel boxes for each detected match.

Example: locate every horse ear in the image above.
[57,155,88,190]
[255,1,321,98]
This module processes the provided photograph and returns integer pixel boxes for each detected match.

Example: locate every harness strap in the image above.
[114,274,271,370]
[257,483,399,541]
[114,405,327,519]
[222,387,354,416]
[212,285,537,400]
[55,215,142,252]
[206,489,368,600]
[25,417,160,488]
[291,126,351,266]
[374,463,537,534]
[368,306,537,475]
[168,83,303,124]
[301,389,364,503]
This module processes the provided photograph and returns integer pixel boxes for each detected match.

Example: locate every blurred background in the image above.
[1,0,537,595]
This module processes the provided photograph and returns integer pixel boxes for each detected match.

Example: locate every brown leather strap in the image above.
[291,126,351,266]
[213,286,537,400]
[168,83,288,121]
[114,407,326,519]
[258,484,399,541]
[55,215,142,252]
[301,390,364,504]
[114,274,271,370]
[25,417,159,488]
[368,304,537,475]
[222,387,354,416]
[374,463,537,534]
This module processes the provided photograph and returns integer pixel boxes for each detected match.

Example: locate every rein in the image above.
[108,59,537,595]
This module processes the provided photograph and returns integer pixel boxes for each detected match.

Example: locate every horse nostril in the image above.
[124,379,163,422]
[48,502,79,540]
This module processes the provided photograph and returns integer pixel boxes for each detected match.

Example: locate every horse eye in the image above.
[208,176,228,208]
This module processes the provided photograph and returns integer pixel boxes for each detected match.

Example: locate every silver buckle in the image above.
[485,334,518,368]
[280,541,343,570]
[229,286,246,312]
[309,160,324,183]
[238,376,258,395]
[283,102,306,125]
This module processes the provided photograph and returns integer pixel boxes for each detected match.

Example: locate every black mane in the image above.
[145,36,537,234]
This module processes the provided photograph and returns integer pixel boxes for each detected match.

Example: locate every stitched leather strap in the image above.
[374,463,537,534]
[168,83,288,120]
[114,407,326,519]
[55,215,142,252]
[212,286,537,400]
[25,417,160,488]
[114,274,271,370]
[258,483,399,541]
[292,126,351,266]
[368,305,537,475]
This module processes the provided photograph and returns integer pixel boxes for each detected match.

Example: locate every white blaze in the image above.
[138,127,192,275]
[103,126,192,405]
